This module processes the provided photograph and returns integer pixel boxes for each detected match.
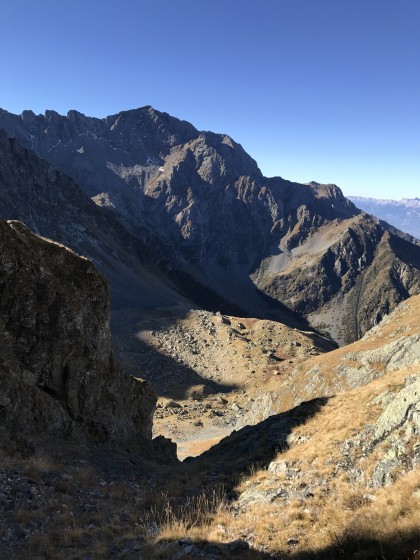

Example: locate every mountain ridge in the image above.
[349,195,420,239]
[0,106,420,344]
[0,107,419,560]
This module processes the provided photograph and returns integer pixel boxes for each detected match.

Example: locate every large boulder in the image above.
[0,220,156,445]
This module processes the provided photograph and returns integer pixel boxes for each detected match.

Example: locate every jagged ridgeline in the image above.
[0,107,420,344]
[0,108,419,560]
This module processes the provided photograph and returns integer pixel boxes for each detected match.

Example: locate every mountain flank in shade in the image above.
[0,107,419,344]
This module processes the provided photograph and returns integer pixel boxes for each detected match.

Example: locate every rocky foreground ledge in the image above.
[0,219,174,459]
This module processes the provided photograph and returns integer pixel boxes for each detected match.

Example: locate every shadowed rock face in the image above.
[0,108,420,343]
[0,129,194,313]
[0,219,156,445]
[0,129,261,320]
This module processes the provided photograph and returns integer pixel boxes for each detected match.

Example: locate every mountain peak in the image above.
[0,106,419,344]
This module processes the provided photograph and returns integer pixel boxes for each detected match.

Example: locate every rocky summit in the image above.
[1,107,420,344]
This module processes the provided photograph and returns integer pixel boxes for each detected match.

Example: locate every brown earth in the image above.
[135,296,419,462]
[114,307,334,460]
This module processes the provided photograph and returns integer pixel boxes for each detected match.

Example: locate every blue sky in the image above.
[1,0,419,199]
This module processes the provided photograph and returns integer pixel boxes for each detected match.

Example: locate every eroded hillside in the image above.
[122,307,334,458]
[0,108,419,559]
[167,296,420,558]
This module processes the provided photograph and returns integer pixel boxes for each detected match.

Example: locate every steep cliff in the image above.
[0,129,195,313]
[0,219,156,445]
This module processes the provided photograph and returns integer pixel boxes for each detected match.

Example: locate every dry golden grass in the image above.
[22,457,64,481]
[207,470,420,557]
[275,295,420,412]
[145,486,225,537]
[72,464,97,489]
[26,534,57,559]
[201,365,420,558]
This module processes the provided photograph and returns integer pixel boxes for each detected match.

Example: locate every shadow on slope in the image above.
[288,528,420,560]
[139,398,329,558]
[141,528,420,560]
[389,229,420,268]
[188,260,316,332]
[112,307,237,400]
[188,397,329,484]
[142,537,275,559]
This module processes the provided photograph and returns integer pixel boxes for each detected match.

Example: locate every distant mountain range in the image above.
[0,107,419,345]
[349,196,420,239]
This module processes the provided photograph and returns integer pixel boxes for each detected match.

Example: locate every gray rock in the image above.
[373,376,420,443]
[268,460,289,475]
[372,456,400,488]
[0,395,11,407]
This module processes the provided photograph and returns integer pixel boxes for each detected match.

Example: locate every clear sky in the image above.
[1,0,419,199]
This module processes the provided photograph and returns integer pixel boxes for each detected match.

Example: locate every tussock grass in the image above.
[204,367,420,558]
[147,488,226,542]
[2,303,419,560]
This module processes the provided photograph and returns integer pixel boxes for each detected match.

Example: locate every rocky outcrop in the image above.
[261,215,420,344]
[0,219,156,446]
[0,129,194,313]
[372,376,420,444]
[212,346,420,557]
[1,108,420,342]
[339,374,420,488]
[234,371,420,502]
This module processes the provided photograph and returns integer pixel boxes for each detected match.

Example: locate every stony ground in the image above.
[1,298,419,559]
[114,307,334,459]
[115,297,420,462]
[0,431,274,560]
[200,367,420,559]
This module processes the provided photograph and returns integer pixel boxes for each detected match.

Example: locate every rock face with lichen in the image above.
[338,374,420,488]
[0,219,156,445]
